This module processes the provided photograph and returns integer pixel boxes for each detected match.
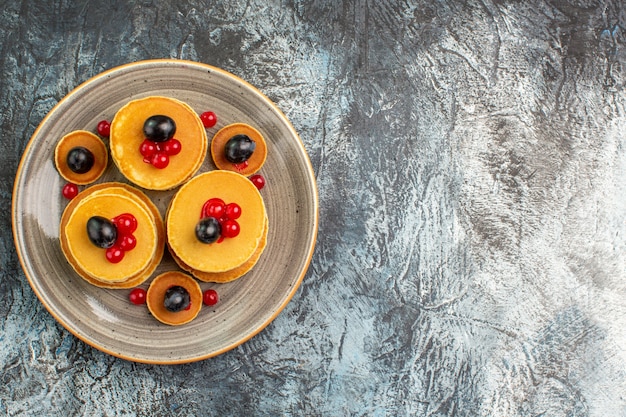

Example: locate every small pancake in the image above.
[166,171,267,273]
[210,123,267,176]
[55,130,108,185]
[146,271,203,326]
[59,183,165,288]
[110,96,207,190]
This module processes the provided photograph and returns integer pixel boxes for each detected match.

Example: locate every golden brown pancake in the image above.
[55,130,108,185]
[59,183,165,288]
[110,96,207,190]
[166,170,267,273]
[146,271,203,326]
[210,123,267,176]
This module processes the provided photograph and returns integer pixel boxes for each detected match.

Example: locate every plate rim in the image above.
[11,58,319,364]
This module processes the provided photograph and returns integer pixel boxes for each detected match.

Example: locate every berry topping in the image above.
[203,289,219,306]
[118,234,137,251]
[62,183,79,199]
[129,288,147,305]
[202,198,225,219]
[140,135,180,169]
[105,245,125,263]
[113,213,138,235]
[66,146,95,174]
[162,138,182,155]
[200,111,217,128]
[199,198,242,243]
[224,134,256,163]
[87,213,138,262]
[224,203,242,220]
[221,219,241,238]
[87,216,118,249]
[97,120,111,137]
[139,139,157,160]
[250,174,265,190]
[143,115,176,142]
[195,217,221,244]
[150,152,170,169]
[164,285,190,312]
[232,161,249,172]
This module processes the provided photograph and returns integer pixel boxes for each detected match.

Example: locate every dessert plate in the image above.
[12,59,318,364]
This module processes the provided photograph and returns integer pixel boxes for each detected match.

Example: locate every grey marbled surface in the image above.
[2,0,626,415]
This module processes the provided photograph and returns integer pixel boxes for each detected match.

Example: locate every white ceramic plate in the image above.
[12,60,318,364]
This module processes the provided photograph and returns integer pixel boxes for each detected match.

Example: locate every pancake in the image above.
[210,123,267,176]
[166,170,267,273]
[146,271,203,326]
[60,183,165,287]
[110,96,207,190]
[55,130,108,185]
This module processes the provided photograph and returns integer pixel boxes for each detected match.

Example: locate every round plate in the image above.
[12,59,318,364]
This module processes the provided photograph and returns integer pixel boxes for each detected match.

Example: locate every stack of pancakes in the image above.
[60,183,165,288]
[166,170,268,283]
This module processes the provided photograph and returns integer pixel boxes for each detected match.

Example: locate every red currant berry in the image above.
[224,202,242,220]
[97,120,111,137]
[200,111,217,128]
[113,213,138,235]
[233,161,249,171]
[250,174,265,190]
[129,288,147,305]
[203,289,219,306]
[139,139,157,160]
[202,198,225,219]
[221,219,240,238]
[105,245,125,263]
[151,152,169,169]
[119,234,137,251]
[62,183,79,199]
[162,138,182,155]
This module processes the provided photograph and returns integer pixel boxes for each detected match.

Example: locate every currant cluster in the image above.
[139,115,182,169]
[87,213,138,263]
[195,198,242,244]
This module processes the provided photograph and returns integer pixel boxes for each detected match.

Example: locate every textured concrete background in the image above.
[2,0,626,416]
